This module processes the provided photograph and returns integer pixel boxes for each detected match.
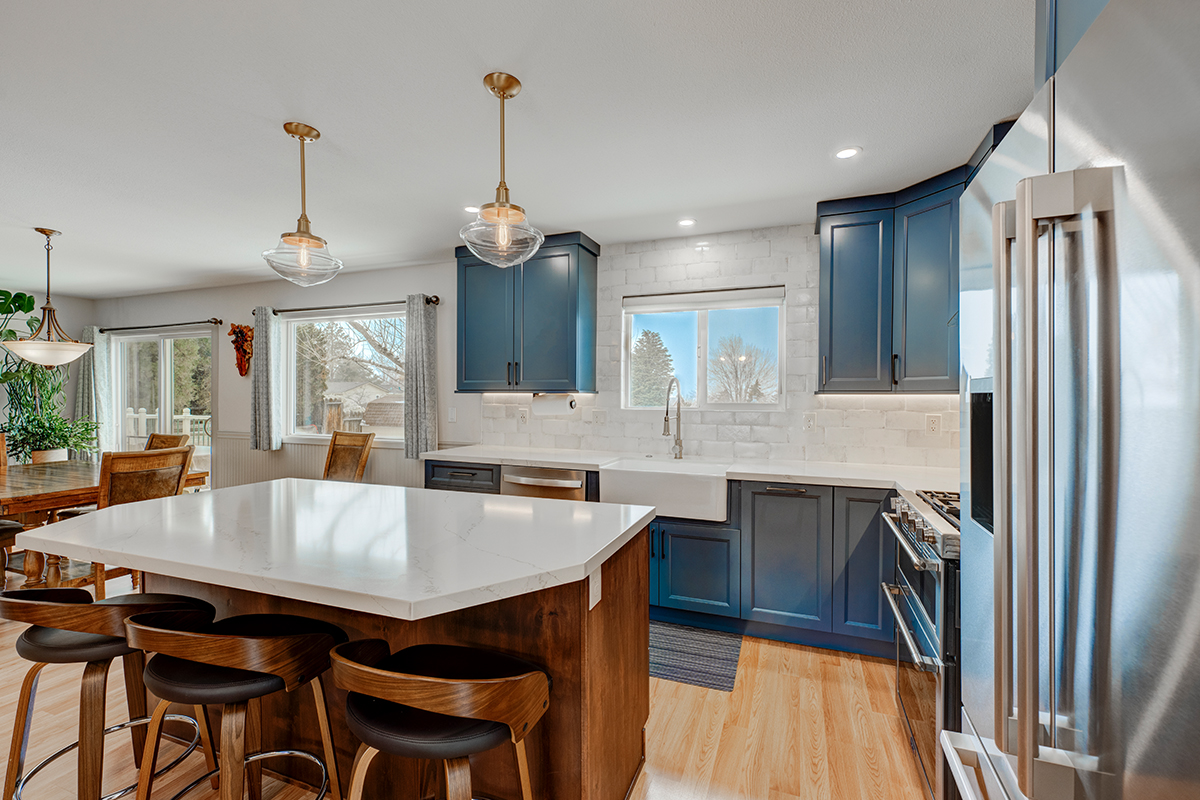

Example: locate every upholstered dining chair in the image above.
[62,446,195,599]
[144,432,189,450]
[323,431,375,483]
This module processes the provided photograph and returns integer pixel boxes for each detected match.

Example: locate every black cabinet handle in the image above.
[507,361,512,386]
[892,354,900,385]
[515,361,520,385]
[661,530,667,560]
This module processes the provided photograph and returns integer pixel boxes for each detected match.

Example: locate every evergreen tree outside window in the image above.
[624,288,784,409]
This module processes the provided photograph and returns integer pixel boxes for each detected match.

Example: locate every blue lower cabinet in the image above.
[657,520,740,618]
[648,522,660,607]
[831,487,895,642]
[739,482,834,631]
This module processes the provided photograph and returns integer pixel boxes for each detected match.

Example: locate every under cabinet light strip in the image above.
[99,318,222,333]
[252,296,439,316]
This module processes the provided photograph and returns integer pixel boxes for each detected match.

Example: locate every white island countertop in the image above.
[17,478,656,621]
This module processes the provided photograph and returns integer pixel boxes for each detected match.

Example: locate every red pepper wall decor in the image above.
[228,324,254,377]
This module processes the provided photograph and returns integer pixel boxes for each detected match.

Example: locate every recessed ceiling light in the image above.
[463,206,480,213]
[836,147,862,159]
[678,218,696,227]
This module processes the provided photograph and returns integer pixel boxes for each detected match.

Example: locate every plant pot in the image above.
[30,449,69,464]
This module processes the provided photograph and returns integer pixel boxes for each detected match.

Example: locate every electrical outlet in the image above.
[519,407,529,425]
[594,409,607,425]
[803,412,816,431]
[926,414,941,435]
[448,406,457,423]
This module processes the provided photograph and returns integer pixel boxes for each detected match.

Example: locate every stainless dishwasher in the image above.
[500,465,587,501]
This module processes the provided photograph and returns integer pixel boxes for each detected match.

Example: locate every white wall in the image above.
[479,225,960,467]
[92,260,477,487]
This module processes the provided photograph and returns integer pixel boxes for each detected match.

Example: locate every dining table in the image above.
[0,460,209,589]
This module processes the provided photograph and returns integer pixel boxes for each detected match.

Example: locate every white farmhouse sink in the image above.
[599,457,731,522]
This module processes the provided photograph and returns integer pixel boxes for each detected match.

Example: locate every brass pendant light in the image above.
[459,72,545,268]
[262,122,344,287]
[3,228,92,367]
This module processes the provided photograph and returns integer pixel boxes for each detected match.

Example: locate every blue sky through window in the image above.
[630,311,697,400]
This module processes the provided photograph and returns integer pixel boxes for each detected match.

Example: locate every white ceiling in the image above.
[0,0,1034,299]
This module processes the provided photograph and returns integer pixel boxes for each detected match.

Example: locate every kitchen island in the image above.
[18,478,656,800]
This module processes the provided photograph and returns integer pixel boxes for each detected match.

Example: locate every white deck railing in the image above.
[123,407,212,449]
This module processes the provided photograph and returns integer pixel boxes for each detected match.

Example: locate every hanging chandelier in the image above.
[3,228,92,367]
[459,72,545,268]
[262,122,343,287]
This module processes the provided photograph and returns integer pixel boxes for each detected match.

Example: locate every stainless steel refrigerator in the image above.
[953,1,1200,798]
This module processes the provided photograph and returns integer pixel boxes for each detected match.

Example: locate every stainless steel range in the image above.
[882,489,961,800]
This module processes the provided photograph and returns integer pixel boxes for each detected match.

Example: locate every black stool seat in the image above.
[14,593,212,664]
[141,613,348,706]
[344,644,543,760]
[0,520,23,533]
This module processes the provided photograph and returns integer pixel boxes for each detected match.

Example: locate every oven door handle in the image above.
[882,583,942,673]
[882,512,940,572]
[502,475,584,489]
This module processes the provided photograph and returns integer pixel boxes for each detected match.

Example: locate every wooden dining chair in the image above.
[144,433,189,450]
[323,431,375,483]
[330,641,551,800]
[62,446,195,599]
[0,433,28,575]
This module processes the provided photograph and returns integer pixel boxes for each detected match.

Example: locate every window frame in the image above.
[621,287,786,412]
[281,303,408,448]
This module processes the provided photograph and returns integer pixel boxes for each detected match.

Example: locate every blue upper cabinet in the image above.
[818,209,895,392]
[892,187,960,393]
[456,232,599,393]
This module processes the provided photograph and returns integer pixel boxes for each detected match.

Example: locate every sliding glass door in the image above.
[117,332,212,483]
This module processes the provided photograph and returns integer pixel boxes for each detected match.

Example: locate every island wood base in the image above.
[143,527,650,800]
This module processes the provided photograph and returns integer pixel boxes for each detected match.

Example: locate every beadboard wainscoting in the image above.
[479,224,960,468]
[212,432,424,489]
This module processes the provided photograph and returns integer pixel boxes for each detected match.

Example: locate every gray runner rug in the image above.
[649,620,743,692]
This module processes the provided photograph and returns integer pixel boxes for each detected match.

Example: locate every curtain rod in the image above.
[99,317,223,334]
[252,296,439,316]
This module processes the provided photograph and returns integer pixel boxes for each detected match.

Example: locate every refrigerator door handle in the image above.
[992,200,1017,752]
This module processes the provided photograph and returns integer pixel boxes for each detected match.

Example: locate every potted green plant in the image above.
[0,289,98,463]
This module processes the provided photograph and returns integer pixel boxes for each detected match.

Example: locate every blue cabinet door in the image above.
[457,259,515,391]
[831,487,895,642]
[658,520,740,618]
[893,186,960,393]
[739,482,833,631]
[818,209,895,392]
[649,522,660,606]
[514,250,577,392]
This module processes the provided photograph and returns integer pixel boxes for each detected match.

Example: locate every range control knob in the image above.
[920,522,938,544]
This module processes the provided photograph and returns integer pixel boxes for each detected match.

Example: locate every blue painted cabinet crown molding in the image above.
[456,232,599,393]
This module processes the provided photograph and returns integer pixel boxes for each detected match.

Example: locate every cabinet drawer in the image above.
[424,461,502,494]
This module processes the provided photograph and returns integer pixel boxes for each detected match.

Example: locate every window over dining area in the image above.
[285,306,406,440]
[622,287,785,410]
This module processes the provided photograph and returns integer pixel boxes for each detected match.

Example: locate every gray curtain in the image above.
[404,294,438,458]
[73,326,113,461]
[250,306,282,451]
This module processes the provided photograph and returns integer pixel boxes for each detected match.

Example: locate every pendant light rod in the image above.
[483,72,522,205]
[499,91,506,188]
[299,136,308,221]
[34,227,59,304]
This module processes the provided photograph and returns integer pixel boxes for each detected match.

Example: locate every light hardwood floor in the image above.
[0,572,928,800]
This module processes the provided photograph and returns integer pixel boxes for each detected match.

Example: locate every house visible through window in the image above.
[623,287,784,409]
[286,307,406,439]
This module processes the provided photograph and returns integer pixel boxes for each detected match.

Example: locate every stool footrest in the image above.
[14,714,201,800]
[167,748,330,800]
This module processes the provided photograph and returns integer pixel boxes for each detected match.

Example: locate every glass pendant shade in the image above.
[460,212,544,269]
[262,232,343,287]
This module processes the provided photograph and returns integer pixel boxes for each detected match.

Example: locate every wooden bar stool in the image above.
[330,641,551,800]
[322,431,375,483]
[0,589,217,800]
[124,611,348,800]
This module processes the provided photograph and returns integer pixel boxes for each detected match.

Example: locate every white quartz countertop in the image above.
[16,478,656,621]
[422,445,959,493]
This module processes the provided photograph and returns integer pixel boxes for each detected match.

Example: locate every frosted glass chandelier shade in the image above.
[3,228,92,367]
[262,233,343,287]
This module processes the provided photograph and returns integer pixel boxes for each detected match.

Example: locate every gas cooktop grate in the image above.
[916,489,961,529]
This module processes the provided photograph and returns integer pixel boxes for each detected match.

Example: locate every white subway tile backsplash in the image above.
[478,223,961,469]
